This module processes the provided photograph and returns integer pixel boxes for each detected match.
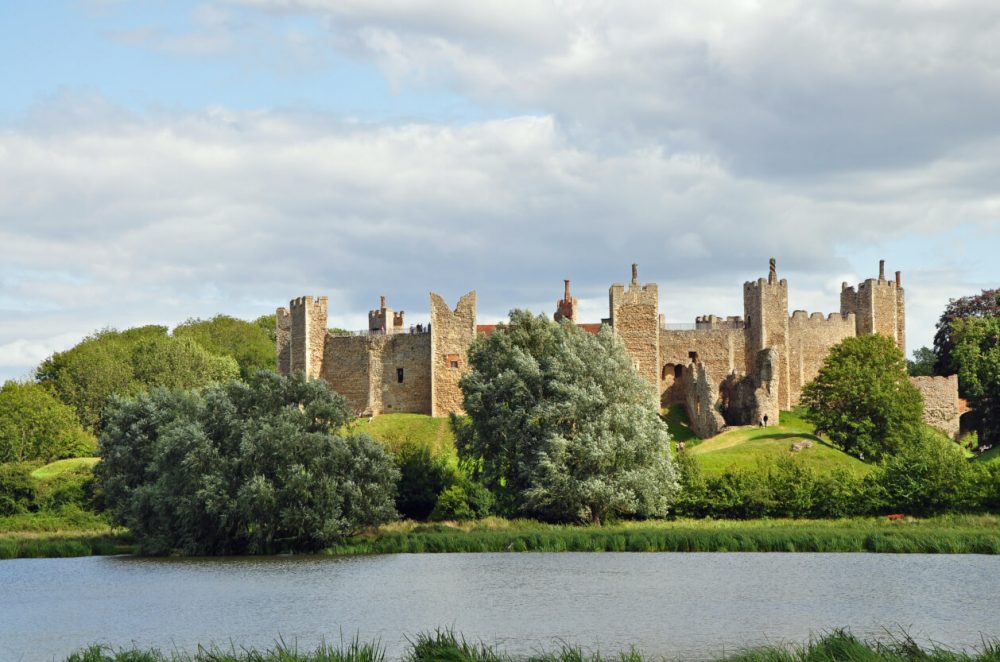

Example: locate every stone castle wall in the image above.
[321,333,432,416]
[277,258,940,439]
[659,327,746,405]
[910,375,961,439]
[787,311,856,405]
[430,292,477,417]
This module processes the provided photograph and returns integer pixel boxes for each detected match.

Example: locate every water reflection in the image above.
[1,553,998,662]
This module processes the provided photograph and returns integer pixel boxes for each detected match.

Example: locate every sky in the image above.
[2,0,999,380]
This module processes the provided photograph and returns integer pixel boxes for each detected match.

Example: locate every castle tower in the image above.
[429,291,477,416]
[609,263,660,391]
[368,295,405,335]
[743,258,791,410]
[276,295,328,380]
[554,279,578,323]
[840,259,906,354]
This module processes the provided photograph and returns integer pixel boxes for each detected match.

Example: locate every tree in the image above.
[0,381,95,463]
[456,310,678,524]
[174,315,276,379]
[96,371,398,555]
[37,326,238,431]
[801,334,923,461]
[907,346,937,377]
[394,442,452,520]
[950,316,1000,444]
[933,289,1000,378]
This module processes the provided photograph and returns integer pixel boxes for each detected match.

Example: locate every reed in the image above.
[329,515,1000,556]
[59,630,1000,662]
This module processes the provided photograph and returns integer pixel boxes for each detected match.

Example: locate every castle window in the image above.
[447,354,460,369]
[674,364,683,379]
[450,360,459,369]
[397,368,404,383]
[688,351,699,363]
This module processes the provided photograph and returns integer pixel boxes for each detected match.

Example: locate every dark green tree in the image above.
[907,346,937,376]
[96,371,398,555]
[456,310,677,524]
[0,381,95,463]
[174,315,275,379]
[933,289,1000,378]
[394,442,452,520]
[801,334,923,461]
[950,316,1000,444]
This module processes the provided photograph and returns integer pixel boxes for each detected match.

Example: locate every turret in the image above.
[840,259,905,354]
[743,258,790,409]
[554,279,578,323]
[277,295,328,380]
[368,295,405,335]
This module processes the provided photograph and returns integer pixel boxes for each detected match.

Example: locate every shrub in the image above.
[97,372,399,555]
[395,443,452,520]
[430,485,475,521]
[874,428,974,515]
[0,463,38,515]
[0,381,95,463]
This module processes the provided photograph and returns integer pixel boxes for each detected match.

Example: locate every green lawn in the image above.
[975,446,1000,463]
[352,413,456,457]
[30,457,100,480]
[687,409,871,477]
[662,404,699,447]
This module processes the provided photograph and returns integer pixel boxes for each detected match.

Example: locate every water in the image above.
[2,552,999,661]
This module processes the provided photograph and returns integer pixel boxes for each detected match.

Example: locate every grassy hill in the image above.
[29,457,100,480]
[352,413,457,458]
[682,409,872,477]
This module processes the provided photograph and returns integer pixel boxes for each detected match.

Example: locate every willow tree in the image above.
[455,310,677,524]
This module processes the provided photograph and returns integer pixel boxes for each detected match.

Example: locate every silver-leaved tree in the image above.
[455,310,678,525]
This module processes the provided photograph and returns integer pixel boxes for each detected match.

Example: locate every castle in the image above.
[277,259,960,439]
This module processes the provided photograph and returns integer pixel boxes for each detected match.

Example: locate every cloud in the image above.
[229,0,1000,177]
[1,91,997,378]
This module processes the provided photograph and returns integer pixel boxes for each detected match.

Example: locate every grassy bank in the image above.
[687,410,871,477]
[330,515,1000,555]
[63,630,1000,662]
[0,510,131,559]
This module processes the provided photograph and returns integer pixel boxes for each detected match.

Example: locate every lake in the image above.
[2,552,999,661]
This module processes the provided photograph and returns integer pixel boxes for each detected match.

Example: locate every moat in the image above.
[2,553,999,661]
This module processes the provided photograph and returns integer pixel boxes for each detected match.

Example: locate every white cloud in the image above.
[1,93,997,377]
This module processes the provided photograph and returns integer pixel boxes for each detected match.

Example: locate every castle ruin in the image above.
[277,259,960,438]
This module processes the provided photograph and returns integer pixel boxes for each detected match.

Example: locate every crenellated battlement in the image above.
[276,258,912,432]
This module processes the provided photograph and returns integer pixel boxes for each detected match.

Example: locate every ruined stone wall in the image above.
[276,307,291,374]
[380,334,433,414]
[719,348,780,427]
[430,291,477,417]
[321,332,433,416]
[787,311,856,405]
[287,296,328,379]
[659,328,746,404]
[322,335,372,415]
[682,362,726,438]
[744,276,790,410]
[910,375,961,439]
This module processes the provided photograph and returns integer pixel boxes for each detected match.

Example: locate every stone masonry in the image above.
[278,258,954,437]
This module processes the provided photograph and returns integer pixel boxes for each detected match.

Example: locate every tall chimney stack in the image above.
[564,279,571,300]
[895,271,901,287]
[879,260,886,281]
[631,263,638,283]
[380,295,386,308]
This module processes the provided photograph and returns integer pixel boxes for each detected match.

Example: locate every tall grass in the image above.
[59,630,1000,662]
[0,533,131,560]
[329,516,1000,556]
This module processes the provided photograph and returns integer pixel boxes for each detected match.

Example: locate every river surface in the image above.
[2,552,999,661]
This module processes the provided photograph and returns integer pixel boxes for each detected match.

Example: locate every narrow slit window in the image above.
[397,368,404,383]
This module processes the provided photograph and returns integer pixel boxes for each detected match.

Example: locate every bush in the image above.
[0,463,38,515]
[0,381,95,463]
[395,443,452,520]
[874,428,975,515]
[97,371,399,555]
[430,485,475,521]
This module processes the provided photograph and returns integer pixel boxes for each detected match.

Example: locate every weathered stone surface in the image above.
[910,375,961,439]
[276,258,930,436]
[430,291,476,417]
